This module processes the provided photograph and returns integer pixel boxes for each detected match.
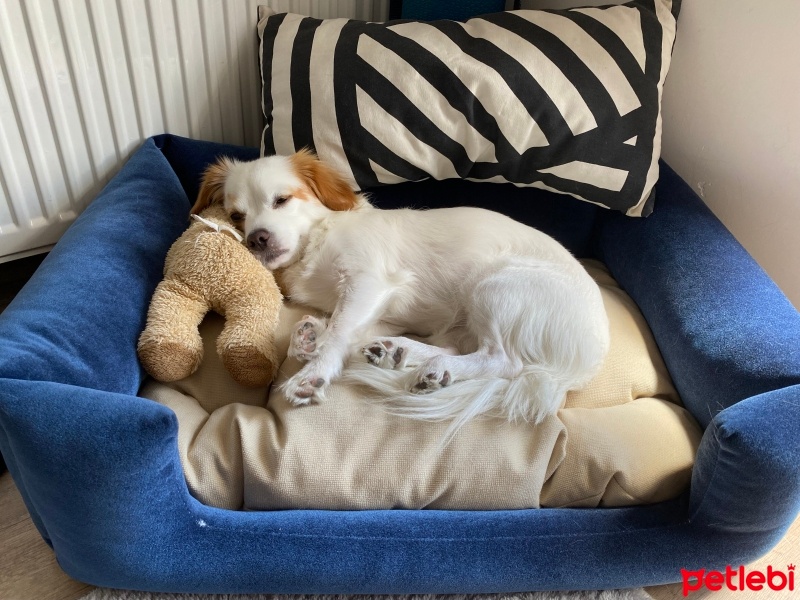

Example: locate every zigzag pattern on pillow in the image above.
[259,1,680,215]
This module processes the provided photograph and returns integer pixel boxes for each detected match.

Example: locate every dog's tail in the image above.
[341,362,571,444]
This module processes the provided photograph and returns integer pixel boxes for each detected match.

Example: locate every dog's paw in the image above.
[280,371,327,406]
[288,315,328,362]
[410,367,451,394]
[362,340,406,369]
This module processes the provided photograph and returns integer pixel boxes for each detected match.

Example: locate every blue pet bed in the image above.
[1,134,799,593]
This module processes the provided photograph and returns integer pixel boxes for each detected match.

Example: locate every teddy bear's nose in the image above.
[247,229,270,251]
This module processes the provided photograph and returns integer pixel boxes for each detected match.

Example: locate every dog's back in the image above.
[327,205,610,435]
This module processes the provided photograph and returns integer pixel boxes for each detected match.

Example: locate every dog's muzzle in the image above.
[246,229,286,266]
[246,229,271,252]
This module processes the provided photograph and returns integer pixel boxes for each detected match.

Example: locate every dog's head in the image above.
[190,150,359,269]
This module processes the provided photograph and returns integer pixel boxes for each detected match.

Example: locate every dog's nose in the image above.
[247,229,270,251]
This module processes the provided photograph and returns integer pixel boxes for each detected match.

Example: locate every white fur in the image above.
[221,155,610,434]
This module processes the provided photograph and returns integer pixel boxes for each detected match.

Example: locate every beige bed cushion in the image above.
[141,260,702,511]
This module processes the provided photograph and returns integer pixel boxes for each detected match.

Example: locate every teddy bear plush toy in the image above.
[138,163,282,388]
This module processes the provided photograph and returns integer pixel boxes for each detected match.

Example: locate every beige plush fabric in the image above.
[137,204,282,387]
[141,260,701,511]
[543,262,703,507]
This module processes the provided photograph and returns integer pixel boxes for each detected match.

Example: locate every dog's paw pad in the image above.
[365,345,385,362]
[289,316,327,362]
[411,370,451,393]
[293,388,314,400]
[362,341,406,369]
[282,375,326,405]
[393,347,405,365]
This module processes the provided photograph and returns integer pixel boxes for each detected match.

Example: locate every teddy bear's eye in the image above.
[275,196,290,207]
[230,212,245,223]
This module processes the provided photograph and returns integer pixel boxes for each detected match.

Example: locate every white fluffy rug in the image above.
[79,589,653,600]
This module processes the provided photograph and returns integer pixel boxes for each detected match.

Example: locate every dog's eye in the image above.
[275,196,290,207]
[230,212,245,223]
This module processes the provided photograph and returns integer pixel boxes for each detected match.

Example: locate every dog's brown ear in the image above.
[191,157,236,215]
[290,149,358,211]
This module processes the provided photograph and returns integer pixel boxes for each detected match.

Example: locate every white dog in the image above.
[191,150,609,431]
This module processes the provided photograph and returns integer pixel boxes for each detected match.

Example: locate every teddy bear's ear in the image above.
[191,157,236,215]
[289,148,358,211]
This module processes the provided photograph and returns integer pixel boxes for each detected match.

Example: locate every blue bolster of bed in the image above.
[0,135,260,398]
[0,377,185,585]
[689,384,800,539]
[1,136,800,591]
[597,162,800,545]
[597,162,800,428]
[0,139,189,395]
[2,374,796,590]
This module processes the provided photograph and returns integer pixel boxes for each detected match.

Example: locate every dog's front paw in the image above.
[288,315,328,362]
[280,371,327,405]
[362,340,406,369]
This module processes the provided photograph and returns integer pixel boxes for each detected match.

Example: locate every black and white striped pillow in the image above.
[258,1,680,216]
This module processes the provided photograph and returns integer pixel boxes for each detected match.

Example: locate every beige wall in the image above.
[517,0,800,308]
[661,0,800,308]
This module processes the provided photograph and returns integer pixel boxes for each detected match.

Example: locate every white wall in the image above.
[518,0,800,309]
[661,0,800,309]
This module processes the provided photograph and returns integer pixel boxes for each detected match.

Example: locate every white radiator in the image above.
[0,0,388,262]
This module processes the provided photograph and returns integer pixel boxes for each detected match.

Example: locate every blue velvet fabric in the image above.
[0,139,188,395]
[597,164,800,428]
[1,135,799,593]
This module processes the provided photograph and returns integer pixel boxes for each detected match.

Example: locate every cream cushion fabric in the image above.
[140,260,702,511]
